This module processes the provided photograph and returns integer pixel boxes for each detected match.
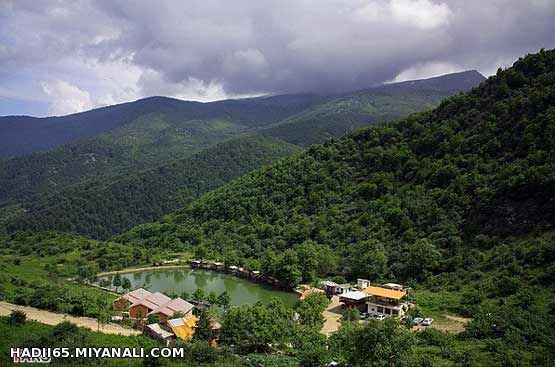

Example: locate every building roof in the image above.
[299,288,325,300]
[167,316,197,340]
[122,288,152,303]
[152,297,194,317]
[363,286,406,300]
[382,283,408,291]
[339,291,369,301]
[320,280,338,287]
[131,291,172,310]
[146,323,175,339]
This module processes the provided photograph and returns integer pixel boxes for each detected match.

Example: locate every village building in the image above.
[297,287,325,300]
[150,297,195,323]
[145,323,176,346]
[129,292,172,319]
[339,290,369,311]
[320,280,356,296]
[363,285,409,318]
[167,316,198,341]
[112,287,152,311]
[357,279,371,289]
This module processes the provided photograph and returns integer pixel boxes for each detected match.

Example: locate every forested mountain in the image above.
[262,70,485,146]
[0,94,323,158]
[0,94,323,202]
[0,72,482,238]
[117,51,555,284]
[4,136,299,238]
[118,49,555,363]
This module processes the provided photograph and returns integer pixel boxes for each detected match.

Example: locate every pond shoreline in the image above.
[97,264,298,308]
[97,264,191,277]
[97,261,294,293]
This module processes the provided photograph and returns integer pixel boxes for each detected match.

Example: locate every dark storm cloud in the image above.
[1,0,555,115]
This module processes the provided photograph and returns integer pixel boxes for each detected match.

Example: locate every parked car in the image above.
[421,318,434,326]
[374,314,386,320]
[412,317,424,325]
[360,312,369,320]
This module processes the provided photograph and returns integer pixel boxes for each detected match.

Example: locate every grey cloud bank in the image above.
[1,0,554,116]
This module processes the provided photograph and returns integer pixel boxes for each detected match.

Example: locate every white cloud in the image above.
[1,0,554,116]
[390,0,452,30]
[390,61,462,83]
[41,80,93,115]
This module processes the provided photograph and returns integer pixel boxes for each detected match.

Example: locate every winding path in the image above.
[0,301,140,336]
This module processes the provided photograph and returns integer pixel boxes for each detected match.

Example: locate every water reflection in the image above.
[99,269,297,308]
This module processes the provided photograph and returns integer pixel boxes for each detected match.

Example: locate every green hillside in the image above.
[0,94,323,158]
[4,136,299,238]
[262,70,485,146]
[0,73,482,239]
[117,50,555,365]
[0,94,321,204]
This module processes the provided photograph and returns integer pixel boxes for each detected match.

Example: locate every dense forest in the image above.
[116,50,555,365]
[5,137,299,238]
[0,73,481,239]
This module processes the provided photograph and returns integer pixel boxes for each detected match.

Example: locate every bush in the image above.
[189,340,217,363]
[8,310,26,326]
[342,307,360,322]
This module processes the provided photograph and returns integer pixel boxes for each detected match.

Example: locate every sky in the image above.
[1,0,554,117]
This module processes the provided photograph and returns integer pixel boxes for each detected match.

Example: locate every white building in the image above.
[363,286,409,318]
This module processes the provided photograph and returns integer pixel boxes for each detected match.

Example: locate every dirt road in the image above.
[321,296,343,335]
[0,301,140,336]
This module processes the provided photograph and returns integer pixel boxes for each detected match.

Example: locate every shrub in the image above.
[8,310,26,326]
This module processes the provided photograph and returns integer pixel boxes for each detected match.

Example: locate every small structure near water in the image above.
[189,260,289,289]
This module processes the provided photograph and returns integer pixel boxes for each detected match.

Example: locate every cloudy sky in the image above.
[1,0,554,116]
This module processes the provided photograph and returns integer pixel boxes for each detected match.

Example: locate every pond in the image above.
[98,268,299,308]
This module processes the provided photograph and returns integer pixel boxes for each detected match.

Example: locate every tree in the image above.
[220,298,294,353]
[112,274,122,292]
[295,241,338,282]
[96,298,110,332]
[8,310,26,326]
[171,311,185,319]
[207,291,218,306]
[350,240,388,281]
[294,328,331,367]
[193,309,213,341]
[330,318,415,367]
[217,291,231,309]
[147,313,161,325]
[121,278,132,292]
[296,293,329,330]
[404,239,442,280]
[342,307,360,322]
[192,288,205,303]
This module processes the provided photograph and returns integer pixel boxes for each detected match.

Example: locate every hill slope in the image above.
[116,49,555,364]
[0,94,322,158]
[4,136,299,238]
[262,70,485,146]
[0,72,483,238]
[120,47,555,299]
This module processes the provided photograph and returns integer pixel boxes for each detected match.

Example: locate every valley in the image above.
[0,49,554,366]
